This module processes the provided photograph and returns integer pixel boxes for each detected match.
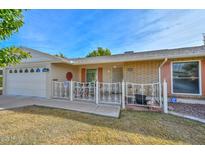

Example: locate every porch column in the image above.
[159,82,162,107]
[121,80,125,109]
[96,80,99,104]
[163,80,168,113]
[70,80,73,101]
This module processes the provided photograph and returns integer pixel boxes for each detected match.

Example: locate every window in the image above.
[86,69,97,82]
[112,67,123,82]
[30,68,35,73]
[0,69,2,75]
[19,69,23,73]
[36,68,41,72]
[9,70,12,73]
[172,61,200,94]
[42,68,49,72]
[25,69,29,73]
[14,70,18,73]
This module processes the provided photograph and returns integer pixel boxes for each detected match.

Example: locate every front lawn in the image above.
[0,106,204,144]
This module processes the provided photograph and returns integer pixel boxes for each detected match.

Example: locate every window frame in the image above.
[171,60,202,96]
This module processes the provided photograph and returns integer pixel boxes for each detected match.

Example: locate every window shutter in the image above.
[81,68,86,82]
[98,67,103,82]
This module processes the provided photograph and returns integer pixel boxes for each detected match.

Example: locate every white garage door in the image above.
[6,68,47,97]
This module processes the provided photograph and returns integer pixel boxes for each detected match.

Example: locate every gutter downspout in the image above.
[159,58,168,107]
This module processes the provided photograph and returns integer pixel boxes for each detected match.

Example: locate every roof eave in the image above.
[69,54,205,65]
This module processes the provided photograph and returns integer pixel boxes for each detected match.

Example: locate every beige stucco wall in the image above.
[124,60,163,83]
[51,63,79,82]
[78,60,163,83]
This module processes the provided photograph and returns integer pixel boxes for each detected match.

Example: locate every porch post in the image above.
[96,80,99,104]
[159,82,162,107]
[70,80,73,101]
[121,80,125,109]
[163,80,168,113]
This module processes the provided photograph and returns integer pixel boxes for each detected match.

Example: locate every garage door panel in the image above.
[6,70,47,97]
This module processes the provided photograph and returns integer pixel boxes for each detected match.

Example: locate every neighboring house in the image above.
[2,45,205,103]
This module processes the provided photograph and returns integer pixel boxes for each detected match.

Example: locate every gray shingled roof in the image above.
[68,45,205,65]
[21,45,205,65]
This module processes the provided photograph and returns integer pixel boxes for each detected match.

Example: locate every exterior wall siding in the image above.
[79,61,162,83]
[51,63,79,82]
[124,60,162,83]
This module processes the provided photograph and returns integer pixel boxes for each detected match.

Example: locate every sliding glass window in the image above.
[172,61,200,94]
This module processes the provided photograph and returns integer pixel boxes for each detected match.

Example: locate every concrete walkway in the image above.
[169,111,205,124]
[0,95,121,118]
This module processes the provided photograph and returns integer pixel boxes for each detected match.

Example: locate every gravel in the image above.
[169,103,205,119]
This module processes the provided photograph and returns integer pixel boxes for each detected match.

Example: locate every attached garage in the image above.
[5,67,48,98]
[2,47,64,98]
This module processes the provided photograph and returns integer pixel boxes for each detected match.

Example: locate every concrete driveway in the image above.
[0,95,121,118]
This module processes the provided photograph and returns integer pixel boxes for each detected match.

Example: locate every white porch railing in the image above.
[73,81,95,102]
[98,82,121,105]
[52,80,164,110]
[125,82,161,108]
[52,81,70,99]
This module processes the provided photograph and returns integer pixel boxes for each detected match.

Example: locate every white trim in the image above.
[171,60,202,96]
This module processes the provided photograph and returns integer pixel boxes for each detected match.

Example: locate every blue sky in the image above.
[2,9,205,58]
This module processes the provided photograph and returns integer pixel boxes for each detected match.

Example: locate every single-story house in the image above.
[2,45,205,105]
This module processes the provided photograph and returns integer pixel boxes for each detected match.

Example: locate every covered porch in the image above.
[50,60,163,110]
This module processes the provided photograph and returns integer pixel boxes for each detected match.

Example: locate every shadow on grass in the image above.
[8,105,205,144]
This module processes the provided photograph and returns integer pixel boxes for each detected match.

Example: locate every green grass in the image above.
[0,106,204,144]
